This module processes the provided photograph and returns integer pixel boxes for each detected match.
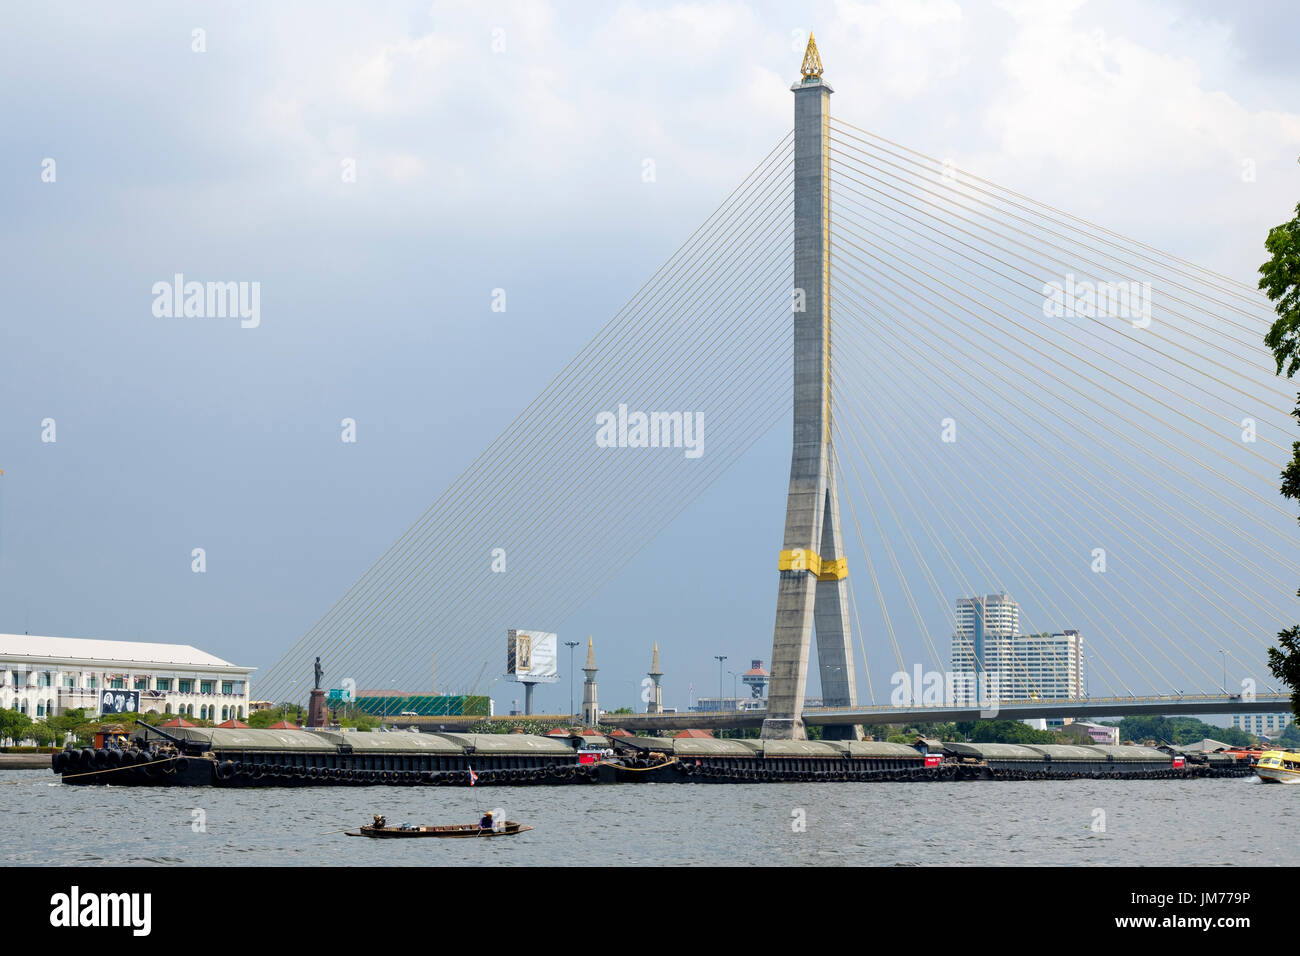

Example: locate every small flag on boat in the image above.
[469,768,478,786]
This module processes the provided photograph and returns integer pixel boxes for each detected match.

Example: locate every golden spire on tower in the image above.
[800,32,824,80]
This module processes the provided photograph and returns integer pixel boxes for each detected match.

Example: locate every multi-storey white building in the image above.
[952,593,1019,702]
[951,595,1084,703]
[1230,712,1293,739]
[0,634,254,722]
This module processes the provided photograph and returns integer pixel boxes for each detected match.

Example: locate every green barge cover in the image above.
[353,694,490,717]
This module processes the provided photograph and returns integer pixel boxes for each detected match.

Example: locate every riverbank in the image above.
[0,753,52,769]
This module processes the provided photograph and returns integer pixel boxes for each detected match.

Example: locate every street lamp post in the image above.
[564,640,579,719]
[714,655,727,710]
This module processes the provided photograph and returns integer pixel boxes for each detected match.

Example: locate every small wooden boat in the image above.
[347,822,533,838]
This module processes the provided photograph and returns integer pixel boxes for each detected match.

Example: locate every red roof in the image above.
[546,728,570,736]
[267,720,302,730]
[674,729,714,738]
[217,719,249,728]
[160,717,195,728]
[608,728,634,737]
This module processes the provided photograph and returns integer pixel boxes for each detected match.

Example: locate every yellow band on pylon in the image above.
[818,557,848,580]
[778,549,848,580]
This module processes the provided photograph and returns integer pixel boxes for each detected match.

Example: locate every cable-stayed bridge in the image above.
[257,37,1298,735]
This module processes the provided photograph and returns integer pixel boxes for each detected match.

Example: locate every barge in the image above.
[49,723,1253,787]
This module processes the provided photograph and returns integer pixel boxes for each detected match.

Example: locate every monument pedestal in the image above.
[307,688,328,729]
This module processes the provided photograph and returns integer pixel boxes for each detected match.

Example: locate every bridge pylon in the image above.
[762,34,861,742]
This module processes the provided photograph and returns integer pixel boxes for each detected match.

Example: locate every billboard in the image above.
[506,629,559,683]
[99,690,141,715]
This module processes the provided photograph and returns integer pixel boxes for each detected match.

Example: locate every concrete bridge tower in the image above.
[581,637,600,727]
[761,33,860,741]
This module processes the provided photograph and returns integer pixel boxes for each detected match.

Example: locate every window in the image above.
[164,704,172,715]
[13,672,25,686]
[200,681,214,695]
[37,673,51,688]
[155,678,171,692]
[134,678,148,690]
[221,681,234,695]
[178,680,193,694]
[109,678,125,690]
[62,676,75,688]
[221,706,228,721]
[36,702,44,717]
[88,676,97,689]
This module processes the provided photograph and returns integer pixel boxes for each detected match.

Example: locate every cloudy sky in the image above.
[2,0,1299,714]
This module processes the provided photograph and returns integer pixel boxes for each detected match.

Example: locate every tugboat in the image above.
[1255,750,1300,784]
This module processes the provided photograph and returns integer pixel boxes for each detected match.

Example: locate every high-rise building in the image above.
[950,595,1083,703]
[952,593,1019,682]
[990,631,1085,701]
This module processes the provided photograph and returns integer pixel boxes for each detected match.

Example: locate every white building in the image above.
[951,594,1084,703]
[0,634,254,722]
[1230,712,1293,739]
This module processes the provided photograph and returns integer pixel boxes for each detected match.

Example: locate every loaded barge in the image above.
[49,724,1253,787]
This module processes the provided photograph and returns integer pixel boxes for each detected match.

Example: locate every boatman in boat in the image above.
[479,811,494,831]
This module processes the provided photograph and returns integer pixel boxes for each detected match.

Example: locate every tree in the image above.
[1278,719,1300,747]
[0,708,34,746]
[953,719,1056,744]
[1260,200,1300,720]
[30,723,57,747]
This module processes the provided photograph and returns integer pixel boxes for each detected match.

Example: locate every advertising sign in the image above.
[506,629,559,683]
[100,690,141,715]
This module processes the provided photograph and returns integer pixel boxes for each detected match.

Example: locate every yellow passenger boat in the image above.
[1255,750,1300,784]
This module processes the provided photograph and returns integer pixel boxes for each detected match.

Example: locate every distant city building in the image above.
[1060,720,1120,745]
[992,631,1085,701]
[950,595,1083,703]
[1231,712,1293,739]
[0,633,253,721]
[741,660,769,698]
[954,593,1019,667]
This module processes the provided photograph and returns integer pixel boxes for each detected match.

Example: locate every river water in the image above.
[2,770,1293,866]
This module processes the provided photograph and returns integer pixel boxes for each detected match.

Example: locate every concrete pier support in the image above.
[762,35,860,741]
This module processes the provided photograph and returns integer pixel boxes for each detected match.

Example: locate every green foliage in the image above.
[717,727,760,739]
[1260,202,1300,377]
[953,720,1057,744]
[1268,626,1300,718]
[1260,203,1300,723]
[0,708,34,744]
[1278,720,1300,747]
[1117,715,1255,747]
